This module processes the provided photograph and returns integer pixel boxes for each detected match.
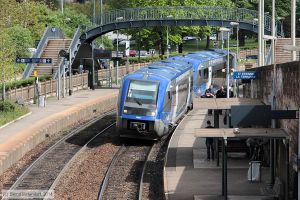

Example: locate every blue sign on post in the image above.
[16,58,52,64]
[233,71,256,79]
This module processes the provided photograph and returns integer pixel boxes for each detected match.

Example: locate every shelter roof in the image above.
[194,98,264,109]
[194,128,289,139]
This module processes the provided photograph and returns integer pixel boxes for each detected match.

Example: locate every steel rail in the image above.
[1,109,116,200]
[97,144,126,200]
[138,145,154,200]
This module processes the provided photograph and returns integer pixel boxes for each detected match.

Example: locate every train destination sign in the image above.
[16,58,52,64]
[233,71,256,79]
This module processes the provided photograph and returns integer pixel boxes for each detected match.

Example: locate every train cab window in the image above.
[126,80,159,105]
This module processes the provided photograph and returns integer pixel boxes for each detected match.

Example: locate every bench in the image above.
[216,138,249,166]
[217,139,249,153]
[261,177,282,199]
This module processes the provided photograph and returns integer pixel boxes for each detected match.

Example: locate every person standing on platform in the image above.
[216,86,226,115]
[205,120,214,161]
[205,85,214,115]
[216,85,226,98]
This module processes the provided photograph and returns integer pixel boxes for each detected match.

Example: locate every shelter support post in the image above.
[224,137,228,200]
[270,139,275,185]
[214,111,219,166]
[285,139,289,200]
[222,138,225,196]
[214,110,219,128]
[222,137,228,199]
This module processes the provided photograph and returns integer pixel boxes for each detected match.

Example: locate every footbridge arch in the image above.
[80,6,284,42]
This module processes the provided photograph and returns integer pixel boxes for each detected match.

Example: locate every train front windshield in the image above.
[123,80,159,116]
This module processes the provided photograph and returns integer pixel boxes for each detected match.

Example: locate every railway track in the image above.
[1,110,116,200]
[98,142,154,200]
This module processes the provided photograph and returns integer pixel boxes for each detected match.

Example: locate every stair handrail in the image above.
[22,27,64,79]
[53,27,82,79]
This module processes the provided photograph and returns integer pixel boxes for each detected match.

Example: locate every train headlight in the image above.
[151,111,156,116]
[123,109,128,113]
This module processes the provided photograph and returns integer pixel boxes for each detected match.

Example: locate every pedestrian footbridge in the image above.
[81,6,284,42]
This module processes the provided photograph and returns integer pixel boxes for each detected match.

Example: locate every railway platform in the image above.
[164,98,289,200]
[0,88,118,175]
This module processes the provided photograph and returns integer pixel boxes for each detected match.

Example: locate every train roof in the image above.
[130,60,192,81]
[169,49,228,69]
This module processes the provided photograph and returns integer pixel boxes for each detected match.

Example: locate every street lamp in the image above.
[166,15,173,58]
[115,17,123,86]
[258,0,265,66]
[219,27,231,98]
[230,22,239,97]
[230,22,239,61]
[291,0,297,61]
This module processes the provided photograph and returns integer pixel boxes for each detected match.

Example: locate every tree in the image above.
[107,0,234,54]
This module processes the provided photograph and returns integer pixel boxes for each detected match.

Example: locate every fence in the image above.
[3,73,88,102]
[3,62,149,102]
[98,62,148,86]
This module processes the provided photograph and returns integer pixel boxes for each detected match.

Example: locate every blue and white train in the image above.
[116,49,232,140]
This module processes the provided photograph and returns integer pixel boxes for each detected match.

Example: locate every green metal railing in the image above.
[94,6,283,36]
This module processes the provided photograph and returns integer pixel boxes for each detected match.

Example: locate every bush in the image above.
[0,101,16,112]
[0,75,52,91]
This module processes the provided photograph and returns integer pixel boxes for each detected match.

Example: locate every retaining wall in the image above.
[0,92,118,175]
[243,61,300,197]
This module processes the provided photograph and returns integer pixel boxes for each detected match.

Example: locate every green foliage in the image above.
[95,36,114,50]
[0,100,16,112]
[0,100,29,126]
[0,75,52,91]
[7,25,33,57]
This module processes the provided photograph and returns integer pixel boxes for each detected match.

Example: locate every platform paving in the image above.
[0,88,118,174]
[164,103,273,200]
[0,88,117,143]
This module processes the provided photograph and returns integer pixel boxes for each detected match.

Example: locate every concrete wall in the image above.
[244,61,300,152]
[0,92,118,175]
[244,61,300,197]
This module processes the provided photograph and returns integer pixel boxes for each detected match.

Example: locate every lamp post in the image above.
[230,22,239,97]
[115,17,123,86]
[258,0,265,66]
[166,26,169,58]
[220,27,231,98]
[291,0,297,61]
[116,29,119,85]
[61,0,64,14]
[230,22,239,61]
[166,15,173,58]
[100,0,103,45]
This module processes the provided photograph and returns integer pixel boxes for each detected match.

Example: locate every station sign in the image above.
[94,49,112,59]
[16,58,52,64]
[112,51,123,58]
[233,71,256,79]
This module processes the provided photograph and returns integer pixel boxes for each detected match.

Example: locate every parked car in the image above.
[139,50,149,57]
[183,36,200,41]
[129,50,137,57]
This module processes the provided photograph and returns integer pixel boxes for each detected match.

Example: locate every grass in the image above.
[0,101,30,126]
